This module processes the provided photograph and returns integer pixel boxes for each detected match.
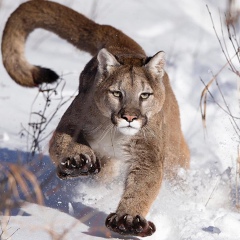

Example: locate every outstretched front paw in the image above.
[57,153,100,179]
[105,213,156,237]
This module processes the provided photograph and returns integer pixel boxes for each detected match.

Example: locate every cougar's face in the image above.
[94,65,165,136]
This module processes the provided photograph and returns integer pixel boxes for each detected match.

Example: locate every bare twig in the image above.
[20,76,77,160]
[236,145,240,209]
[201,6,240,129]
[205,168,231,207]
[0,217,20,240]
[200,53,239,128]
[202,4,240,209]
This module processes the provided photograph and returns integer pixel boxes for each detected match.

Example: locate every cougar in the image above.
[1,0,190,237]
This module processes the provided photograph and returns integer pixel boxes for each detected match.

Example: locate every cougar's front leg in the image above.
[105,146,163,237]
[49,131,100,179]
[49,98,100,179]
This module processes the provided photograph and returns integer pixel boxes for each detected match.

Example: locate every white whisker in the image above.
[140,127,147,141]
[142,125,157,139]
[97,124,113,143]
[87,119,109,134]
[110,126,117,157]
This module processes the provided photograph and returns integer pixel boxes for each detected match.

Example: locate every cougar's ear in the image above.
[97,48,120,74]
[145,51,165,78]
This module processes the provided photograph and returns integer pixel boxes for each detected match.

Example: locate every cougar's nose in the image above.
[121,114,138,122]
[119,108,141,122]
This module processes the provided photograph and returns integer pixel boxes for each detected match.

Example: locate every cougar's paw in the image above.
[105,213,156,237]
[57,153,101,179]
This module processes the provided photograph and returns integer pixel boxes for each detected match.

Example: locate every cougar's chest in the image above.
[87,130,128,161]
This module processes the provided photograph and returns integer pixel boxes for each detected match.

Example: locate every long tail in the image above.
[1,0,145,87]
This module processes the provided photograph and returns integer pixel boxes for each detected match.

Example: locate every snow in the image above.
[1,0,240,239]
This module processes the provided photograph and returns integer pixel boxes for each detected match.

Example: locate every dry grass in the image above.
[236,145,240,209]
[0,160,44,237]
[0,162,44,216]
[200,5,240,130]
[226,0,240,25]
[200,3,240,209]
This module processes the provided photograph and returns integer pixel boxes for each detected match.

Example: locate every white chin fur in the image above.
[118,127,140,136]
[117,119,141,136]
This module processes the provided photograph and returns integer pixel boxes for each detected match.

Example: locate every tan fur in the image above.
[2,0,190,237]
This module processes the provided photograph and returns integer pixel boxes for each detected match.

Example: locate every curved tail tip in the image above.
[32,66,59,85]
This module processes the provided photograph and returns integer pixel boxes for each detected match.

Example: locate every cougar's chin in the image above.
[118,127,140,136]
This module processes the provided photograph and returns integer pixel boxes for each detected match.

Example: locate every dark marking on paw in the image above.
[105,213,156,237]
[57,153,100,179]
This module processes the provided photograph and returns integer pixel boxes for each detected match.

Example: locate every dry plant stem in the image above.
[20,77,77,159]
[207,5,240,73]
[237,145,240,209]
[0,218,20,240]
[200,53,239,128]
[227,22,240,65]
[205,178,220,207]
[45,219,80,240]
[9,163,44,204]
[215,78,240,136]
[43,198,110,239]
[206,5,231,66]
[39,82,78,143]
[201,6,240,128]
[205,168,231,207]
[0,162,44,215]
[228,0,240,25]
[206,4,240,209]
[220,12,237,71]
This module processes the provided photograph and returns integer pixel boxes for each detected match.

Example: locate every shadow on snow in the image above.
[0,148,139,240]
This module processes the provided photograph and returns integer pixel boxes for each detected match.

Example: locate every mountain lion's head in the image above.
[94,49,166,136]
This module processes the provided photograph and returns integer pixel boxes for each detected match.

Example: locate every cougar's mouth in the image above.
[117,119,142,136]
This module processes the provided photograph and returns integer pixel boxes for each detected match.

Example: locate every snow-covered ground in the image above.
[1,0,240,239]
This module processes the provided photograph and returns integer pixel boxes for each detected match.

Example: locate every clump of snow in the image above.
[0,132,9,142]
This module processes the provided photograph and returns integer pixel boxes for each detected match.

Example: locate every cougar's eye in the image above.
[140,92,152,100]
[112,91,122,98]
